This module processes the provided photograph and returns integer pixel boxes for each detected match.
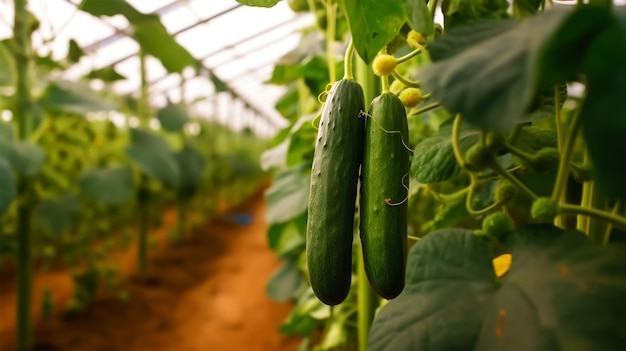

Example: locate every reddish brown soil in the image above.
[0,191,301,351]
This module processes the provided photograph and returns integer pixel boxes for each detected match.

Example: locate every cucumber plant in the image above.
[247,0,626,350]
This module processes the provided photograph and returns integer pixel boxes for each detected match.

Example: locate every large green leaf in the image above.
[411,117,480,183]
[0,158,16,215]
[265,164,310,224]
[537,7,626,200]
[68,39,85,63]
[38,80,117,115]
[126,128,179,187]
[369,225,626,351]
[0,139,45,178]
[441,0,509,30]
[80,0,196,73]
[236,0,280,7]
[173,143,205,190]
[420,7,571,131]
[369,228,499,351]
[266,259,303,302]
[477,225,626,350]
[339,0,406,63]
[406,0,434,35]
[34,194,81,234]
[156,101,190,132]
[267,213,306,259]
[84,66,126,82]
[80,166,134,205]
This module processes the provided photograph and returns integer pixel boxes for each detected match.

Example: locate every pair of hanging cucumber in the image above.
[306,78,409,305]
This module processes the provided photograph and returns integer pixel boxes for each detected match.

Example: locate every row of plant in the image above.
[240,0,626,350]
[0,1,269,350]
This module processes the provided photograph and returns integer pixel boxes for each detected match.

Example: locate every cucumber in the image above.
[306,78,365,305]
[360,92,409,299]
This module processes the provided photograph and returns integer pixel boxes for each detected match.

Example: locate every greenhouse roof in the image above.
[0,0,316,137]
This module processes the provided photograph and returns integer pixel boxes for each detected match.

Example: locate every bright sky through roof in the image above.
[0,0,625,135]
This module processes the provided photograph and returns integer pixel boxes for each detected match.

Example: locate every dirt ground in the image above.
[0,191,302,351]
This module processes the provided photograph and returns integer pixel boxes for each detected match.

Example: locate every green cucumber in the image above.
[360,92,409,299]
[306,78,365,306]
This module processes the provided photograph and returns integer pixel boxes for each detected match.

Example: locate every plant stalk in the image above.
[137,189,149,280]
[14,0,34,348]
[355,55,379,351]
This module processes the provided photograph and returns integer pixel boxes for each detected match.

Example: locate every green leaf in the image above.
[411,118,480,183]
[510,125,557,153]
[0,39,15,87]
[539,7,626,201]
[274,86,299,121]
[0,122,14,141]
[476,224,626,350]
[0,140,45,178]
[369,224,626,350]
[406,0,434,35]
[173,143,205,190]
[156,101,190,132]
[38,80,117,115]
[266,259,303,302]
[339,0,406,63]
[265,164,310,224]
[369,228,499,351]
[441,0,509,30]
[68,39,85,63]
[0,158,16,215]
[513,0,542,18]
[126,128,179,187]
[80,166,134,205]
[267,213,306,258]
[80,0,196,73]
[85,66,126,82]
[420,8,571,131]
[261,140,288,171]
[34,194,81,234]
[286,113,317,167]
[236,0,280,7]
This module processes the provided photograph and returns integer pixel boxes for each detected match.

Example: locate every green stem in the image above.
[429,0,440,20]
[326,0,337,82]
[357,238,376,351]
[410,102,441,116]
[559,204,626,230]
[381,75,390,94]
[391,70,420,88]
[14,0,34,348]
[138,189,149,280]
[554,84,563,152]
[451,114,467,168]
[502,140,537,165]
[601,201,621,245]
[489,160,538,200]
[576,151,592,233]
[139,49,149,127]
[344,38,355,80]
[466,178,504,216]
[395,48,422,64]
[355,52,378,351]
[16,192,32,351]
[551,99,583,204]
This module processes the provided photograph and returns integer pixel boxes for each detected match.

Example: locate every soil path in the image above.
[0,191,301,351]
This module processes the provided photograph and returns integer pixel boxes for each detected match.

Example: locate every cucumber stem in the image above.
[559,203,626,230]
[326,0,337,83]
[344,38,355,80]
[391,70,420,88]
[138,190,149,280]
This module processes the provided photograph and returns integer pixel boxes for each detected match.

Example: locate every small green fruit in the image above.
[531,197,558,222]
